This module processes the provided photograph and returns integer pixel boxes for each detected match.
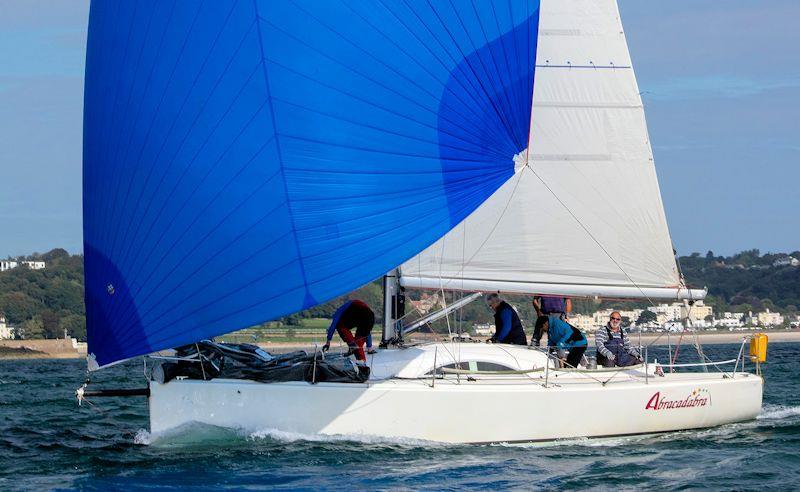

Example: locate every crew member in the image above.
[533,295,571,320]
[531,298,587,368]
[486,293,527,345]
[595,311,643,367]
[322,300,375,363]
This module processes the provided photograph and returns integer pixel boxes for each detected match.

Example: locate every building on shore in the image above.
[0,259,45,272]
[648,303,683,324]
[472,323,494,337]
[773,256,799,267]
[568,313,597,333]
[681,300,712,321]
[753,309,784,327]
[0,315,13,339]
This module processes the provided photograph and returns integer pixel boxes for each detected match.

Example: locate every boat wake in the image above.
[248,428,446,448]
[494,405,800,449]
[757,404,800,421]
[134,422,447,449]
[133,405,800,448]
[134,423,243,447]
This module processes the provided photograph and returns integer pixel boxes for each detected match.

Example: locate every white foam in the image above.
[493,433,659,449]
[134,422,244,447]
[758,404,800,420]
[248,428,446,447]
[134,429,152,445]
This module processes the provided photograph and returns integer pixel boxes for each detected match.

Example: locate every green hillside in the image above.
[1,248,797,340]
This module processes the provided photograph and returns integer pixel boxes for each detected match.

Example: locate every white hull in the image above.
[149,345,762,443]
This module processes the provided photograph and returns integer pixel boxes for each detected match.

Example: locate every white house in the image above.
[0,315,13,339]
[714,317,743,329]
[756,309,784,327]
[0,259,46,271]
[773,256,799,267]
[21,261,46,270]
[568,313,598,332]
[472,323,495,337]
[649,303,683,324]
[681,300,712,321]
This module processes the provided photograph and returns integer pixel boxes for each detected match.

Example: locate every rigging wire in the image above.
[523,162,658,309]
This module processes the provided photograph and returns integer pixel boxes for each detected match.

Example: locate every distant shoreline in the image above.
[2,330,798,360]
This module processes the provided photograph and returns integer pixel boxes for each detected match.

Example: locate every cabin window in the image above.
[426,360,515,375]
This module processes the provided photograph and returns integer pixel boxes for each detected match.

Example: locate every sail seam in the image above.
[103,61,269,327]
[535,64,631,69]
[373,0,516,149]
[107,4,237,270]
[112,138,281,333]
[102,3,163,263]
[263,4,512,156]
[424,1,518,146]
[252,0,311,298]
[109,16,260,288]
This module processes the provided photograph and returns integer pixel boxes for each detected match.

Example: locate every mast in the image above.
[381,269,404,346]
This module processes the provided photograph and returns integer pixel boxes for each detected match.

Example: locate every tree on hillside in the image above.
[60,314,87,340]
[17,316,44,339]
[41,309,60,339]
[0,292,40,324]
[636,310,657,325]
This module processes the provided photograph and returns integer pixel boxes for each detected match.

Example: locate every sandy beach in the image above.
[253,329,800,353]
[2,330,798,359]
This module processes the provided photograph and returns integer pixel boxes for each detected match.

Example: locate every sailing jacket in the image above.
[546,315,587,348]
[327,300,374,347]
[595,324,640,361]
[536,296,567,315]
[492,301,527,345]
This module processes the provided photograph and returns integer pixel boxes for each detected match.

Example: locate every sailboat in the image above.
[80,0,763,443]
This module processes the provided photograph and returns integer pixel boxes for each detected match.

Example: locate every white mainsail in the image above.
[400,0,704,300]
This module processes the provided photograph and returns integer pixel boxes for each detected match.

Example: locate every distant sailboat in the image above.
[81,0,762,443]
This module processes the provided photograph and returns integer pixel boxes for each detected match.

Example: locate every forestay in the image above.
[83,1,541,368]
[401,0,704,300]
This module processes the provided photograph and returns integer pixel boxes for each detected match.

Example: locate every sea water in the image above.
[1,343,798,490]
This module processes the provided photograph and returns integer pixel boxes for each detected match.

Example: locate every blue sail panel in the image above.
[83,0,540,368]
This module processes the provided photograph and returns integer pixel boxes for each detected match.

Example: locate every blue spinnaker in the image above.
[83,0,540,367]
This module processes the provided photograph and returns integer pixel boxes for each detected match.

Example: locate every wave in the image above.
[758,404,800,421]
[134,404,800,448]
[134,422,446,448]
[492,433,660,449]
[248,427,447,448]
[134,422,244,447]
[133,429,151,445]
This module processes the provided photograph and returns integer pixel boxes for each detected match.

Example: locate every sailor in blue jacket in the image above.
[485,293,527,345]
[531,298,587,368]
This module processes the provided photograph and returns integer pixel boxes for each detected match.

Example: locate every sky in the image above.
[0,1,797,258]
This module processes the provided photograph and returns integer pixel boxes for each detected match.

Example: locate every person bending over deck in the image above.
[533,295,571,320]
[531,298,587,368]
[485,293,528,345]
[322,300,375,364]
[595,311,643,367]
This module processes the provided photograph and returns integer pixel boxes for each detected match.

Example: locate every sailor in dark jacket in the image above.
[322,299,375,363]
[485,293,527,345]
